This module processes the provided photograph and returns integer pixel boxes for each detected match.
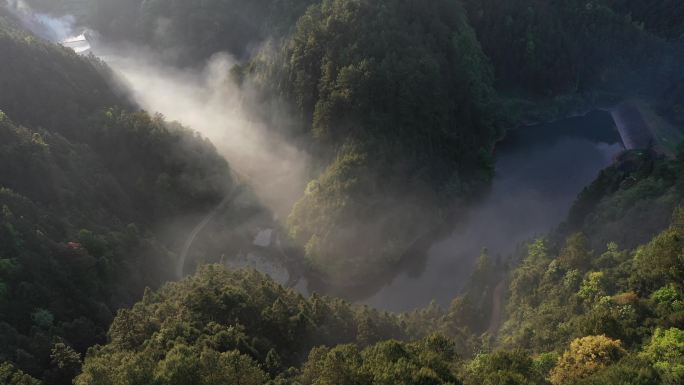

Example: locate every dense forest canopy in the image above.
[461,0,678,96]
[0,9,122,137]
[1,0,684,384]
[13,0,684,285]
[0,5,266,384]
[72,196,684,384]
[261,0,501,283]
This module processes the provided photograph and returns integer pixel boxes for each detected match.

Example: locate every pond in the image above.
[363,110,624,312]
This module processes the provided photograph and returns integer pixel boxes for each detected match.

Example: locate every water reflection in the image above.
[364,111,624,311]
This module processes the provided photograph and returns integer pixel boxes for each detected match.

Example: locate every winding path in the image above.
[176,192,236,278]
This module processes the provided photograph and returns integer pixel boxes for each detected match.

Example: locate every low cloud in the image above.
[103,48,311,219]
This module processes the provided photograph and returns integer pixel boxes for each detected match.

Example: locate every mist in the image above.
[364,111,625,311]
[4,0,77,42]
[2,0,658,311]
[4,0,310,220]
[102,49,311,218]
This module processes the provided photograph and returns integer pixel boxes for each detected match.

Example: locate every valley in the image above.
[1,1,684,384]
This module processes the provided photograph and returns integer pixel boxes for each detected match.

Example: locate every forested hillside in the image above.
[0,10,121,138]
[251,0,683,285]
[2,0,684,384]
[70,265,499,385]
[71,202,684,384]
[17,0,684,288]
[0,7,255,384]
[561,149,684,249]
[461,0,668,95]
[251,0,501,284]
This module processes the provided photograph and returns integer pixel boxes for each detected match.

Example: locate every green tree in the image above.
[199,350,268,385]
[571,355,660,385]
[298,345,367,385]
[31,309,53,330]
[50,343,82,380]
[550,335,626,385]
[577,272,606,302]
[463,350,546,385]
[154,345,201,385]
[279,0,501,284]
[558,233,591,271]
[632,220,684,293]
[640,328,684,385]
[0,362,41,385]
[651,284,684,316]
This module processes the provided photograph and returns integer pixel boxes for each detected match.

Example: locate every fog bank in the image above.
[4,0,311,219]
[365,111,624,311]
[104,50,311,218]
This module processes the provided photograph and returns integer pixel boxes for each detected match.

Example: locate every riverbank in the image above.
[363,111,623,311]
[219,95,680,305]
[499,91,623,129]
[300,101,635,303]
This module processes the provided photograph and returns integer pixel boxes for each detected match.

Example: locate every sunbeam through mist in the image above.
[105,51,311,219]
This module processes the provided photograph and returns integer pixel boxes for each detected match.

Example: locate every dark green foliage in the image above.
[86,0,315,63]
[462,350,548,385]
[75,266,417,384]
[0,9,123,139]
[87,109,234,219]
[631,211,684,295]
[3,1,684,384]
[0,11,247,384]
[501,206,684,355]
[0,362,41,385]
[46,343,82,385]
[462,0,669,96]
[493,146,684,382]
[562,149,684,251]
[298,335,462,385]
[74,265,472,384]
[0,108,239,383]
[640,327,684,385]
[571,355,661,385]
[272,0,500,282]
[557,233,591,271]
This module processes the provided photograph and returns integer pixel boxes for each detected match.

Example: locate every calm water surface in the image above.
[364,111,624,311]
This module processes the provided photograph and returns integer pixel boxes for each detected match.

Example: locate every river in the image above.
[363,111,624,312]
